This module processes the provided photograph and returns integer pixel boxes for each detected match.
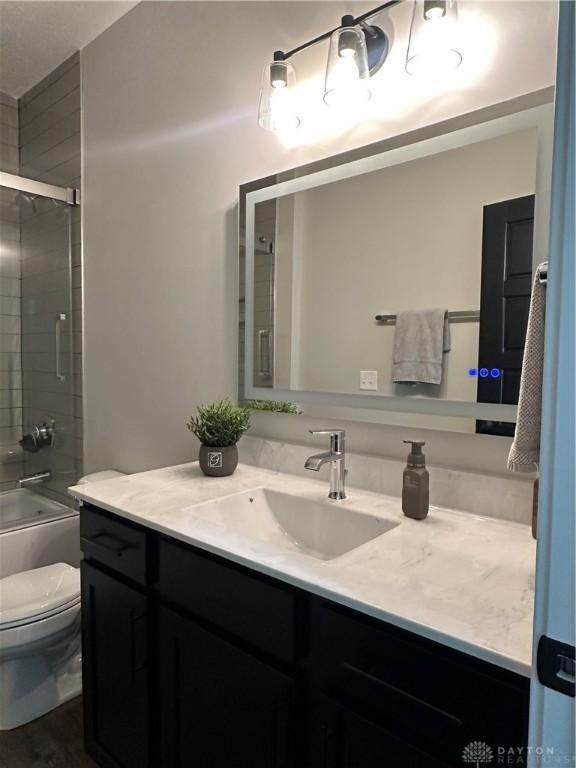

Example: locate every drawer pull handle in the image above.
[343,662,463,728]
[320,724,336,768]
[90,531,131,556]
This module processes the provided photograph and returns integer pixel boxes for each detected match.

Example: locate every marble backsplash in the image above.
[239,435,534,525]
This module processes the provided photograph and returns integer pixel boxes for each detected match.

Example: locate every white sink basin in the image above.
[186,488,399,560]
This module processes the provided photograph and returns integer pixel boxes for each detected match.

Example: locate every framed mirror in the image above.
[239,90,554,434]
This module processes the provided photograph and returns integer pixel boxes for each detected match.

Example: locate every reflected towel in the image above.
[508,263,547,472]
[392,309,451,386]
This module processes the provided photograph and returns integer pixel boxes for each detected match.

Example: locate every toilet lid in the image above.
[0,563,80,628]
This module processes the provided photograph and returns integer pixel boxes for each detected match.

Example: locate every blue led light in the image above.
[490,368,501,379]
[468,368,478,377]
[479,368,489,378]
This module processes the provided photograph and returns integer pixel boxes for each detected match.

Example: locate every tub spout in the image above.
[17,471,51,488]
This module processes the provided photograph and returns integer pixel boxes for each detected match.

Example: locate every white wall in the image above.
[81,1,557,475]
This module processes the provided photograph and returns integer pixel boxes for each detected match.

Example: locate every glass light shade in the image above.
[324,25,371,108]
[405,0,462,78]
[258,60,300,132]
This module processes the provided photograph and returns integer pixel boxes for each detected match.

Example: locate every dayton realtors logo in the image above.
[463,742,495,767]
[461,742,572,766]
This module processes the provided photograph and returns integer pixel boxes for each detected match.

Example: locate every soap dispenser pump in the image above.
[402,440,429,520]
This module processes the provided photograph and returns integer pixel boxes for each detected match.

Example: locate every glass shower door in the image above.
[20,193,75,505]
[0,186,23,495]
[0,175,78,526]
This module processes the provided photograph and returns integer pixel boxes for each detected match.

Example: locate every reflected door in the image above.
[476,194,535,436]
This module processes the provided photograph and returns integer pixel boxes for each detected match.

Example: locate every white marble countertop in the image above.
[69,462,536,677]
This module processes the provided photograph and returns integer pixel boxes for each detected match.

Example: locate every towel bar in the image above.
[375,310,480,324]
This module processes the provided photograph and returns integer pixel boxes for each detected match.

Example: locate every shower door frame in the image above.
[0,171,79,206]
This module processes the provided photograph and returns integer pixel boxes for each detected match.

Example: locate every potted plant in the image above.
[186,399,251,477]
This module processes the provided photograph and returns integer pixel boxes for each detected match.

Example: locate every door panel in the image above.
[477,194,535,436]
[529,3,576,763]
[159,605,296,768]
[309,694,450,768]
[81,561,149,768]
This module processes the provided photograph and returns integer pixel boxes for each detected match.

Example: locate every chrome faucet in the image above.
[304,429,346,500]
[17,470,51,488]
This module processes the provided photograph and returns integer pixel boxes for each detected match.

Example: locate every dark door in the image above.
[158,605,296,768]
[477,195,535,436]
[309,695,450,768]
[81,561,149,768]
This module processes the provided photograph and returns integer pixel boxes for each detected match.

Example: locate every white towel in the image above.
[392,309,451,386]
[507,263,547,472]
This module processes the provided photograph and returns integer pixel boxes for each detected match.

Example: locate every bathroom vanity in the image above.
[72,464,535,768]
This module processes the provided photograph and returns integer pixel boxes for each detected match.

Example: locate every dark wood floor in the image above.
[0,697,97,768]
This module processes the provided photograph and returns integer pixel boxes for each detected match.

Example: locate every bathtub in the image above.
[0,489,80,578]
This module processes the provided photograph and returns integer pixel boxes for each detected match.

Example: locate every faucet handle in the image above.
[309,429,345,437]
[309,429,345,453]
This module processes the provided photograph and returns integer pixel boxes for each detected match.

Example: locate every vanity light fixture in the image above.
[258,52,300,132]
[324,16,372,107]
[258,0,396,132]
[258,0,462,132]
[405,0,462,77]
[423,0,447,20]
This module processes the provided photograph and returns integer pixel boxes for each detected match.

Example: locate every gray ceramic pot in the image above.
[198,444,239,477]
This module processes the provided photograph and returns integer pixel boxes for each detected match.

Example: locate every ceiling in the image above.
[0,1,138,97]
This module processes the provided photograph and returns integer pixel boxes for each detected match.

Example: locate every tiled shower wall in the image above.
[0,91,22,490]
[18,52,83,503]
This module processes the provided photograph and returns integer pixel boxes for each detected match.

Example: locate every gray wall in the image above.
[0,91,22,490]
[81,1,557,478]
[18,52,83,502]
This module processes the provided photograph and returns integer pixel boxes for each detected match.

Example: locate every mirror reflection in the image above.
[246,126,540,435]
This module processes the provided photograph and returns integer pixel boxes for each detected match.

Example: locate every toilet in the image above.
[0,563,82,730]
[78,470,126,484]
[0,470,126,730]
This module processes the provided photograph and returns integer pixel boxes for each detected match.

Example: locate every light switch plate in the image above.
[360,370,378,390]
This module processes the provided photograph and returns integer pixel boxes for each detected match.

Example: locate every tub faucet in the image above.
[18,470,51,488]
[304,429,346,500]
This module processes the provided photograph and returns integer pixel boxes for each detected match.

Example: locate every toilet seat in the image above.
[0,563,80,631]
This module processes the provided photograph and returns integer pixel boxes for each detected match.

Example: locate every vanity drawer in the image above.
[310,599,529,761]
[157,538,297,664]
[80,505,148,585]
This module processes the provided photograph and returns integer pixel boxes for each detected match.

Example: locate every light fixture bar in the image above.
[280,0,403,61]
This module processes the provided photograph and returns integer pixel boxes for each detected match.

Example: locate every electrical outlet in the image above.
[360,370,378,390]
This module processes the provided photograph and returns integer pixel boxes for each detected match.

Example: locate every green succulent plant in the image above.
[186,399,251,447]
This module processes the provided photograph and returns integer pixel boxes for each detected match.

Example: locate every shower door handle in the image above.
[55,313,66,382]
[258,329,272,380]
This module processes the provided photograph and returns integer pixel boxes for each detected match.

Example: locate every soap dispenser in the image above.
[402,440,429,520]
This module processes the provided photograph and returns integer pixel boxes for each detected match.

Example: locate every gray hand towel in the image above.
[392,309,451,385]
[508,263,547,472]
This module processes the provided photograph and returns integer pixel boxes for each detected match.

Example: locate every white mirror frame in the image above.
[241,90,554,423]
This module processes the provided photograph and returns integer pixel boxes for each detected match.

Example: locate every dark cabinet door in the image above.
[158,605,296,768]
[81,561,149,768]
[310,695,451,768]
